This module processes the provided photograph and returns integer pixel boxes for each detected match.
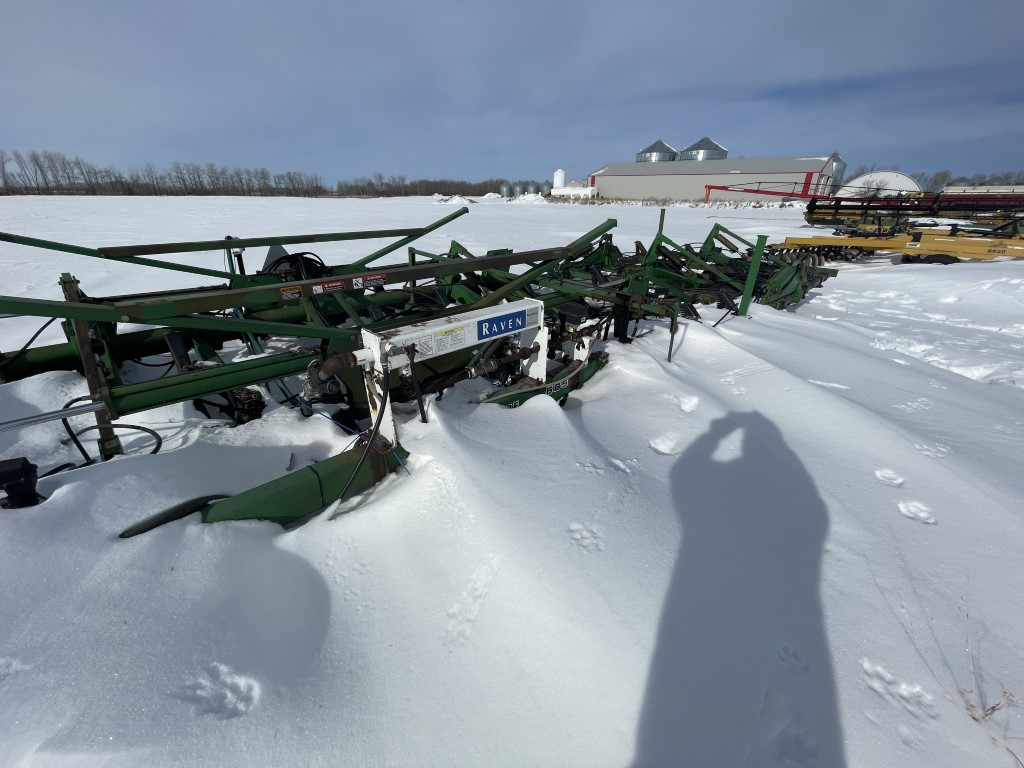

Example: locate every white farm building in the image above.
[586,138,846,202]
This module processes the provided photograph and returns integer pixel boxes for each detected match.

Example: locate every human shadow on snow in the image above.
[632,411,846,767]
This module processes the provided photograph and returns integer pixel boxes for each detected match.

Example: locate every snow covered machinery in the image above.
[0,210,614,526]
[0,208,835,528]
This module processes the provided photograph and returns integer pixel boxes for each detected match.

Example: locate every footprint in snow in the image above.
[608,457,636,474]
[444,555,501,649]
[913,443,951,459]
[894,398,933,413]
[678,395,699,413]
[649,433,683,456]
[861,659,937,719]
[178,663,260,718]
[898,724,926,749]
[568,523,605,554]
[776,645,809,672]
[874,469,905,487]
[0,657,30,683]
[898,501,936,524]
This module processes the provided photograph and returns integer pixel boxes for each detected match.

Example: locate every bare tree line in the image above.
[334,173,538,198]
[0,149,328,197]
[0,149,530,198]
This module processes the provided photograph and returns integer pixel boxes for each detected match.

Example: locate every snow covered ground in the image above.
[1,196,1023,767]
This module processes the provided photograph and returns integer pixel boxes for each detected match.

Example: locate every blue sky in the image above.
[3,0,1022,183]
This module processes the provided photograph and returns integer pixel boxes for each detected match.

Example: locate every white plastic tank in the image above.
[553,169,566,189]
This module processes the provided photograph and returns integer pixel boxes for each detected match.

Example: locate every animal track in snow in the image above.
[897,724,926,749]
[874,469,905,487]
[608,457,637,474]
[894,398,933,413]
[444,555,500,648]
[777,645,809,672]
[179,663,261,718]
[0,657,29,683]
[677,395,699,413]
[568,523,605,554]
[771,723,819,764]
[751,678,821,764]
[719,363,771,385]
[649,433,683,456]
[730,387,748,396]
[913,443,951,459]
[861,659,938,719]
[898,501,936,524]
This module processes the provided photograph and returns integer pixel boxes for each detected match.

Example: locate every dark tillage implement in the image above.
[0,209,835,529]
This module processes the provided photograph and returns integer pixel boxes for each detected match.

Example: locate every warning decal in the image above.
[352,273,387,290]
[311,279,347,295]
[433,326,465,353]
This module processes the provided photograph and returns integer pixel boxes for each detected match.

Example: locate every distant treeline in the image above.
[334,173,539,198]
[0,149,534,198]
[0,149,328,197]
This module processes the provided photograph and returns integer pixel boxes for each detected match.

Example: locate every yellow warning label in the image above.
[433,326,466,353]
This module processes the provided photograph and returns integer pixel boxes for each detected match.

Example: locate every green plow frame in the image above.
[0,209,837,529]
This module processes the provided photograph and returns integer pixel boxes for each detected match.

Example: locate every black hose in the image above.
[0,317,57,369]
[128,356,174,368]
[118,495,229,538]
[72,424,163,456]
[284,365,392,530]
[59,397,163,460]
[331,374,390,513]
[61,396,102,463]
[405,345,428,424]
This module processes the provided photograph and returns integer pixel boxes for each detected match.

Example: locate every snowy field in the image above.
[1,196,1023,767]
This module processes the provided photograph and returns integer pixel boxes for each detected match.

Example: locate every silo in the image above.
[828,153,847,193]
[635,140,678,163]
[513,184,524,197]
[527,183,538,194]
[676,137,728,161]
[500,183,511,198]
[553,169,566,189]
[541,182,552,196]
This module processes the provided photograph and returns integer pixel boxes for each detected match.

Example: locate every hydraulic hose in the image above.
[284,363,392,530]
